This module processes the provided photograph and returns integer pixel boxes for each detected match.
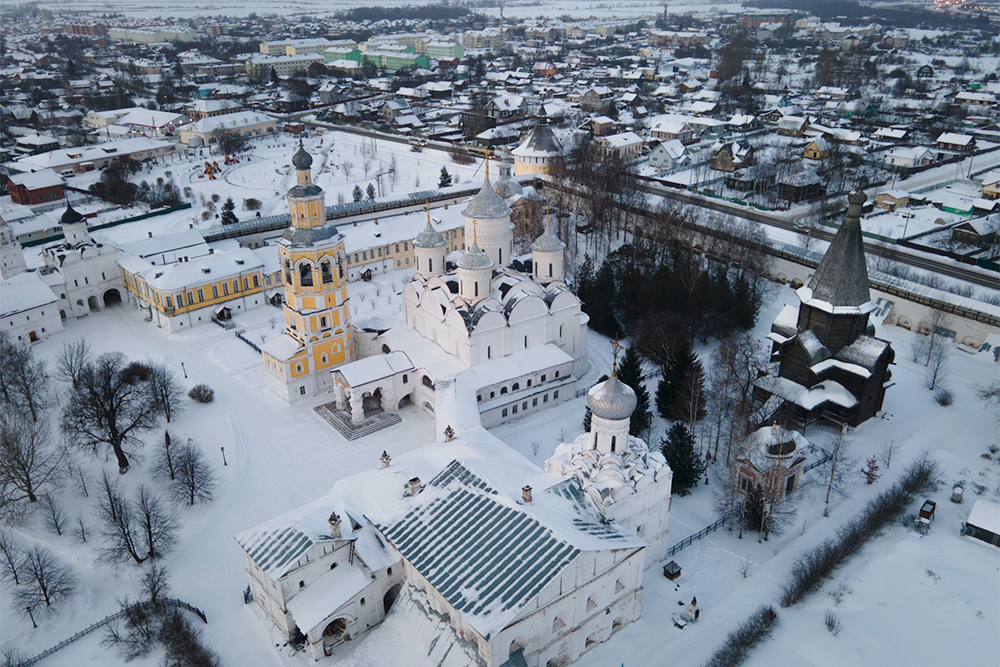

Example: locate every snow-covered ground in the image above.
[2,269,997,666]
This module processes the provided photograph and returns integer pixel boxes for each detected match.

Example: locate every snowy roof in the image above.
[414,218,447,248]
[259,334,302,363]
[967,500,1000,536]
[530,223,565,253]
[132,247,264,291]
[185,111,274,134]
[337,351,415,387]
[285,562,374,633]
[936,132,974,146]
[835,335,890,370]
[457,242,494,270]
[0,271,57,317]
[771,303,799,339]
[511,120,563,158]
[600,131,642,148]
[16,137,173,170]
[118,230,209,263]
[769,376,858,410]
[7,169,63,190]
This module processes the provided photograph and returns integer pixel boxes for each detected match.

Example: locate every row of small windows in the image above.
[500,391,559,417]
[480,372,560,402]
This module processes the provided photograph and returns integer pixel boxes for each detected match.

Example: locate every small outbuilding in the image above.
[961,500,1000,548]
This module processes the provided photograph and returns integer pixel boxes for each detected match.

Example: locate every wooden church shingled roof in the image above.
[807,189,872,308]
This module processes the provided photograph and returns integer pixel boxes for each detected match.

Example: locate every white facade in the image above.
[1,220,28,279]
[1,271,64,344]
[40,208,123,319]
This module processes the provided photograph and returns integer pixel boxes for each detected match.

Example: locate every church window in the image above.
[636,524,644,536]
[522,402,527,410]
[243,277,249,290]
[102,272,106,280]
[322,262,333,283]
[212,285,218,298]
[487,346,491,359]
[527,379,532,387]
[475,283,479,297]
[85,277,88,284]
[555,371,560,378]
[299,581,305,589]
[300,386,306,396]
[554,390,559,399]
[611,436,616,452]
[321,354,328,364]
[339,264,344,279]
[362,251,367,261]
[354,253,359,263]
[498,248,502,264]
[541,374,546,382]
[422,376,433,389]
[74,280,78,287]
[532,398,537,407]
[405,258,409,265]
[512,383,520,391]
[548,263,553,277]
[502,408,508,417]
[176,293,184,307]
[533,261,538,275]
[559,325,563,338]
[553,617,565,632]
[524,335,528,348]
[586,597,597,611]
[300,263,313,287]
[397,261,401,267]
[253,275,259,288]
[387,567,392,576]
[490,391,495,399]
[198,289,204,302]
[330,563,338,571]
[543,394,548,403]
[404,242,409,250]
[500,387,508,395]
[296,363,303,373]
[377,248,382,257]
[360,598,366,605]
[477,395,482,403]
[615,579,625,593]
[223,283,229,296]
[188,291,194,304]
[512,405,517,414]
[402,375,408,384]
[320,316,327,328]
[428,258,433,273]
[395,244,399,253]
[165,296,173,308]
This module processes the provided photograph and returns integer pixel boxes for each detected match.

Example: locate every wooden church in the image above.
[762,189,894,428]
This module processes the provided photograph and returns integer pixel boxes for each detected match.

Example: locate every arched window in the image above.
[615,579,625,593]
[321,354,328,364]
[500,387,508,395]
[474,282,479,297]
[428,258,433,273]
[548,263,553,277]
[299,263,313,287]
[487,346,492,359]
[321,261,333,283]
[283,259,291,283]
[586,596,597,611]
[524,335,528,348]
[559,325,563,338]
[422,376,433,388]
[296,363,303,374]
[512,382,520,391]
[611,436,616,452]
[534,261,538,275]
[299,581,305,589]
[552,616,566,632]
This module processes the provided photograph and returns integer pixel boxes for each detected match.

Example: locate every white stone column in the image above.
[349,390,365,425]
[334,382,347,410]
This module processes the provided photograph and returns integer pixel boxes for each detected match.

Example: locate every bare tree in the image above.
[74,515,87,544]
[102,597,159,661]
[139,563,171,609]
[362,157,373,179]
[152,431,177,482]
[134,485,178,561]
[40,494,65,536]
[159,608,220,667]
[55,340,92,390]
[925,342,949,391]
[15,543,75,609]
[98,471,146,565]
[0,407,64,515]
[148,364,184,424]
[340,160,353,178]
[878,439,895,470]
[172,442,217,506]
[0,336,50,423]
[62,353,161,473]
[976,381,1000,427]
[0,530,24,586]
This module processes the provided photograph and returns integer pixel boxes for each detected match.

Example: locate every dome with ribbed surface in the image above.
[457,242,494,270]
[530,224,565,253]
[414,220,447,248]
[495,173,523,199]
[60,203,84,225]
[587,376,636,420]
[292,142,313,170]
[463,175,511,220]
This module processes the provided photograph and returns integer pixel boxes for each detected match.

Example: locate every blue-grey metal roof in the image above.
[236,524,330,579]
[378,461,579,638]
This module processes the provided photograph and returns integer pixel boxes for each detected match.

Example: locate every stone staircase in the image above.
[314,401,402,440]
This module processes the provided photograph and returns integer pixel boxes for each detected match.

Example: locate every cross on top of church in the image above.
[611,337,621,377]
[473,219,478,244]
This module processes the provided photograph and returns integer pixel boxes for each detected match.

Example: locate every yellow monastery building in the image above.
[262,142,354,402]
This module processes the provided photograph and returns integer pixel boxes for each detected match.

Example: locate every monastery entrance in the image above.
[363,388,384,417]
[103,288,122,307]
[87,295,100,311]
[321,618,349,656]
[383,583,402,614]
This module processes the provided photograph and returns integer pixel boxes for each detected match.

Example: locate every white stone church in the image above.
[236,376,672,666]
[330,165,588,429]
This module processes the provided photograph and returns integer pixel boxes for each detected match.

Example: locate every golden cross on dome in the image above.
[546,205,551,228]
[425,200,430,223]
[611,337,620,377]
[473,219,478,244]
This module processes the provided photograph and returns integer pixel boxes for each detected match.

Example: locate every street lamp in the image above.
[26,606,36,629]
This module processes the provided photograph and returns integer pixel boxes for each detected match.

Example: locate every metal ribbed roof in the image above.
[807,189,872,307]
[457,242,494,270]
[530,225,565,253]
[463,176,512,220]
[237,525,318,579]
[587,376,637,420]
[414,220,447,248]
[379,462,579,638]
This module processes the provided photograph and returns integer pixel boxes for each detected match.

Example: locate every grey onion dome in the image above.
[463,175,512,220]
[60,203,84,225]
[587,376,637,420]
[530,224,565,253]
[414,220,447,248]
[495,173,523,199]
[291,142,313,170]
[457,242,495,270]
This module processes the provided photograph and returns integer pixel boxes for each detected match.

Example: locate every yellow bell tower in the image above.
[262,141,353,403]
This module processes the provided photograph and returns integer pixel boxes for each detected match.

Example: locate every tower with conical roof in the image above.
[512,115,564,176]
[457,221,494,305]
[262,142,353,403]
[462,161,512,268]
[413,203,448,277]
[765,189,894,428]
[531,207,566,284]
[59,203,90,246]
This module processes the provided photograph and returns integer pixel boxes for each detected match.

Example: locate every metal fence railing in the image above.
[22,597,206,666]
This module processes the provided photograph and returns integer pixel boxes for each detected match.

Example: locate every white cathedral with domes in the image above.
[333,163,588,428]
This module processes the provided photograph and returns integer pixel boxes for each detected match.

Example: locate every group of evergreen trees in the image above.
[577,241,762,345]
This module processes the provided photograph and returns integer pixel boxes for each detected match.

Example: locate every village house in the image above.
[883,146,935,171]
[6,170,64,206]
[0,271,63,343]
[178,111,277,147]
[596,132,643,161]
[935,132,976,153]
[711,141,755,172]
[648,139,688,172]
[579,87,615,113]
[803,137,831,161]
[485,95,527,121]
[979,170,1000,200]
[650,118,694,144]
[777,115,810,137]
[875,190,910,211]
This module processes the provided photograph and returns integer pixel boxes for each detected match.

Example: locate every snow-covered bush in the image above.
[188,385,214,404]
[704,605,779,667]
[935,389,954,406]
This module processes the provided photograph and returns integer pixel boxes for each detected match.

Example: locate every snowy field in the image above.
[2,264,998,666]
[67,131,485,246]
